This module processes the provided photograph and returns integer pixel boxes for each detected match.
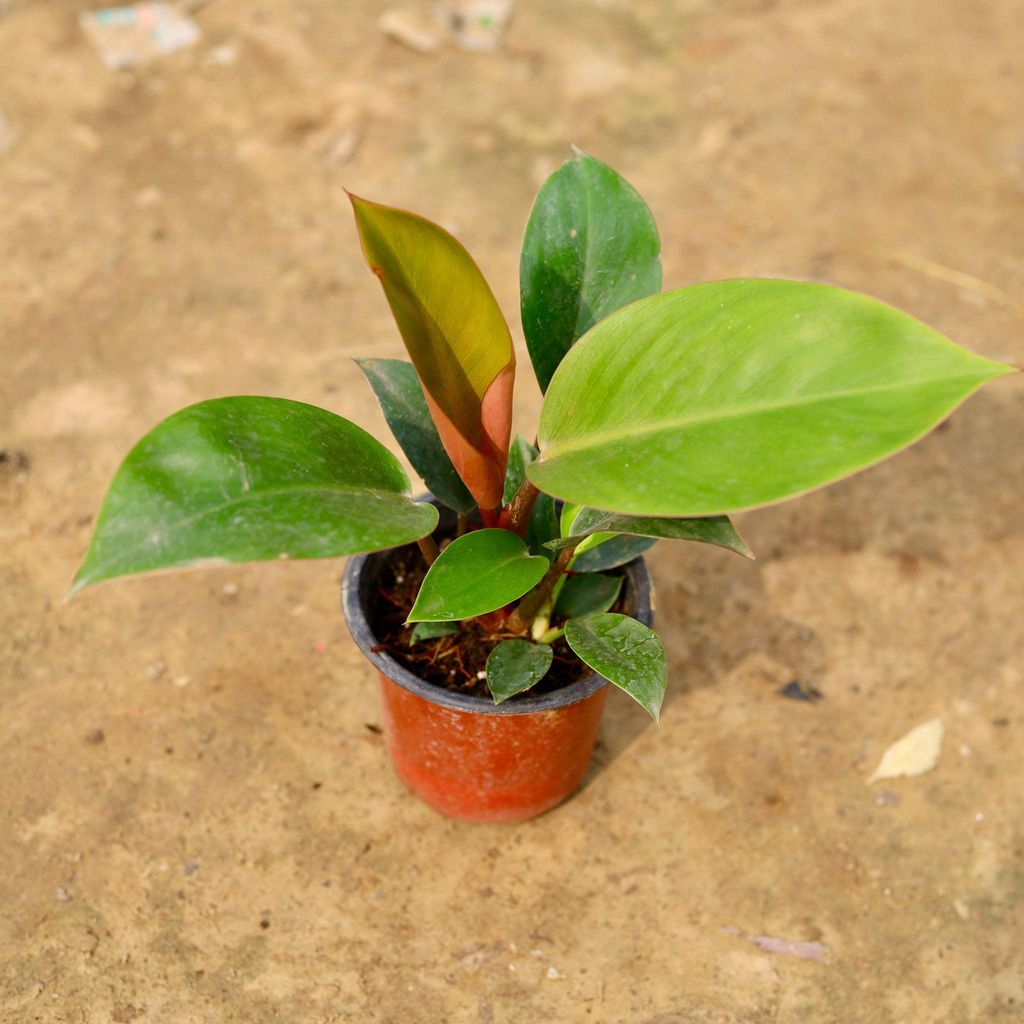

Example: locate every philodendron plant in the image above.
[73,152,1015,720]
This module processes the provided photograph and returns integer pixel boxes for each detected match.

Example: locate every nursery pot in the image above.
[341,509,654,824]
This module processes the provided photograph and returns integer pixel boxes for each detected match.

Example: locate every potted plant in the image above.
[72,151,1015,822]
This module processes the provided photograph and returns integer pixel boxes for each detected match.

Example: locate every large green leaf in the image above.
[546,508,752,558]
[351,194,515,510]
[532,280,1014,516]
[357,358,474,514]
[407,529,548,622]
[521,150,662,392]
[486,639,553,704]
[72,397,439,594]
[565,614,667,721]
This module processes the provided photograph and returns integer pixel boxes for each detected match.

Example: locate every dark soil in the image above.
[367,539,607,700]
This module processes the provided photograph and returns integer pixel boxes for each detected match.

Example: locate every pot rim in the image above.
[341,539,654,717]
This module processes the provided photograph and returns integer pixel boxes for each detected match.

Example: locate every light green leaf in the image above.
[486,639,554,704]
[553,573,623,618]
[571,535,656,573]
[410,621,460,643]
[565,613,667,721]
[547,508,752,558]
[521,150,662,392]
[351,194,515,510]
[531,280,1015,516]
[407,529,548,622]
[502,435,539,506]
[72,397,439,595]
[357,358,474,514]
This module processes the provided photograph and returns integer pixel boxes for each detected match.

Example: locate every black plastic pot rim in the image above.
[341,545,655,718]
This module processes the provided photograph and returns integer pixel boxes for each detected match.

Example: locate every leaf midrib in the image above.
[539,370,996,461]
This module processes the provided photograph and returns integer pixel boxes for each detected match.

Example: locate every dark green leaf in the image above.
[547,509,752,558]
[357,358,474,514]
[502,435,539,506]
[486,639,554,704]
[525,492,560,560]
[553,573,623,618]
[571,535,656,572]
[407,529,548,622]
[565,613,667,720]
[72,397,439,594]
[521,150,662,392]
[410,621,460,643]
[533,280,1014,516]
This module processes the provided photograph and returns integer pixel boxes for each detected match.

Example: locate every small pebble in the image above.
[183,861,199,877]
[222,581,239,597]
[146,660,167,680]
[54,887,72,902]
[66,925,98,954]
[952,898,970,921]
[546,966,563,980]
[476,670,486,680]
[84,728,105,745]
[173,675,191,688]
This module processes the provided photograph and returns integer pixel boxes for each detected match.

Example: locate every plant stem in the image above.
[417,535,440,566]
[456,513,469,537]
[499,479,541,537]
[537,625,565,645]
[507,546,576,634]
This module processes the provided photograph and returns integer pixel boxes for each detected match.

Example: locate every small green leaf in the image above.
[565,614,668,721]
[410,621,460,643]
[521,150,662,392]
[571,535,656,573]
[553,572,623,618]
[502,435,539,505]
[525,492,560,560]
[408,529,548,622]
[486,639,554,704]
[358,358,474,514]
[547,509,752,558]
[72,397,439,595]
[532,280,1015,516]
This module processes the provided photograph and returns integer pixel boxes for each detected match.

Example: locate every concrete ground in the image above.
[2,0,1022,1021]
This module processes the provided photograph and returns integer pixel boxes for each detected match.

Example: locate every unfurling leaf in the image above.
[546,509,752,558]
[357,358,474,514]
[553,573,623,618]
[565,613,667,721]
[486,639,554,703]
[351,194,515,510]
[407,529,548,622]
[72,397,439,595]
[532,280,1015,517]
[521,150,662,392]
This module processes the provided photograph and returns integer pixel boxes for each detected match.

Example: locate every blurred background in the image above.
[2,2,1022,1021]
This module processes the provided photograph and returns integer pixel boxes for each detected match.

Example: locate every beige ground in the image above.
[2,0,1023,1021]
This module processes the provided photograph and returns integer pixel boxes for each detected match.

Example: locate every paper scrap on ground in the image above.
[868,717,944,783]
[438,0,514,52]
[80,3,201,69]
[722,926,827,963]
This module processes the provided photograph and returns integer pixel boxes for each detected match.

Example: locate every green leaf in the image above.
[408,529,548,622]
[571,535,656,573]
[525,492,560,560]
[351,194,515,510]
[521,150,662,392]
[547,509,752,558]
[410,621,460,643]
[486,639,554,704]
[502,435,539,506]
[357,359,475,515]
[532,280,1015,516]
[72,397,439,594]
[565,613,667,721]
[553,573,623,618]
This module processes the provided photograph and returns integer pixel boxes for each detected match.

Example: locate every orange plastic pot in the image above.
[341,516,654,823]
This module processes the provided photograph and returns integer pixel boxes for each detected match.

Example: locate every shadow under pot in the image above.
[341,507,655,824]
